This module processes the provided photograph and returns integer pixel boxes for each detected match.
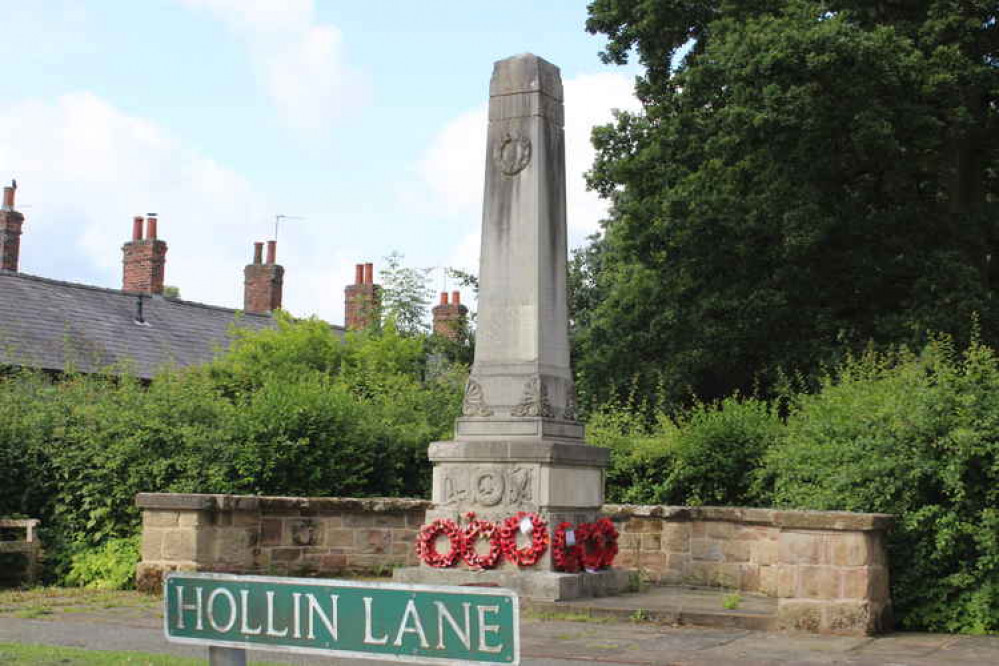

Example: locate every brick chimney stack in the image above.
[345,261,381,330]
[122,215,167,294]
[244,240,284,314]
[432,290,469,340]
[0,181,24,272]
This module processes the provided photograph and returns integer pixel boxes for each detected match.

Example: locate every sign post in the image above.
[164,572,520,665]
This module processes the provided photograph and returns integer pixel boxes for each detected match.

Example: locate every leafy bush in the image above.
[764,338,999,633]
[592,335,999,632]
[591,396,782,506]
[65,537,140,590]
[0,316,464,584]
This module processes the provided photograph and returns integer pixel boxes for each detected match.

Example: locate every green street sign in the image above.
[164,573,519,665]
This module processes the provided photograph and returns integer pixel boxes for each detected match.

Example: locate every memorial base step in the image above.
[392,566,630,602]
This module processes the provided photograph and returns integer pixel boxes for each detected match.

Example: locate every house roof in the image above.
[0,270,287,379]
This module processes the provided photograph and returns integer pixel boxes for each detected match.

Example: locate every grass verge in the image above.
[0,642,293,665]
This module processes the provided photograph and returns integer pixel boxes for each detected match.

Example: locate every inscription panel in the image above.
[438,465,537,509]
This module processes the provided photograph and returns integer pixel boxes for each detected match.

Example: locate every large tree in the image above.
[575,0,998,407]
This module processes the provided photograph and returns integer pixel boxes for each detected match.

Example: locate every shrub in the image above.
[764,338,999,633]
[591,396,782,506]
[65,536,141,590]
[0,318,464,584]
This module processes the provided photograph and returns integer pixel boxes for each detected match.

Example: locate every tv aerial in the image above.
[274,214,305,241]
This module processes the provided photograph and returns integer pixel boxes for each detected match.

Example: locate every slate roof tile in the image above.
[0,270,326,379]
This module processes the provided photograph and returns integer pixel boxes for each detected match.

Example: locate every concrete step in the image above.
[524,584,778,632]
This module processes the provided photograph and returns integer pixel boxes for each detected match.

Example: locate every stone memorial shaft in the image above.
[463,53,575,428]
[396,53,627,601]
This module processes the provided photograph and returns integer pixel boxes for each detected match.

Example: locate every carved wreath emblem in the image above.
[493,132,532,176]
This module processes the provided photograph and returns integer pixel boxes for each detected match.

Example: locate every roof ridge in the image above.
[0,269,271,320]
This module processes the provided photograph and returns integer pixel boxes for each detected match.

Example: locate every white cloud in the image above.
[0,92,353,323]
[178,0,362,133]
[418,71,640,260]
[420,107,488,217]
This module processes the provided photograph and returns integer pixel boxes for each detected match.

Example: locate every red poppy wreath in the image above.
[416,518,464,568]
[461,513,502,570]
[499,511,549,567]
[552,521,582,573]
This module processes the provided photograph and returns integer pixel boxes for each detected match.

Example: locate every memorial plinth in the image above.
[394,54,628,600]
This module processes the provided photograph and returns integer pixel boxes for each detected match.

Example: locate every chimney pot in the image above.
[364,262,374,285]
[440,292,448,305]
[123,215,166,294]
[0,182,23,272]
[354,264,364,285]
[244,242,283,314]
[452,290,461,306]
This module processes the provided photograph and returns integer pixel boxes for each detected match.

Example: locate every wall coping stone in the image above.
[135,493,431,514]
[602,505,893,531]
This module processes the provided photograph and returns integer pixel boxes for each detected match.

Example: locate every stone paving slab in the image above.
[526,585,778,632]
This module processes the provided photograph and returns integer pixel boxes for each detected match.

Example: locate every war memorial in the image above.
[392,53,629,600]
[135,54,894,640]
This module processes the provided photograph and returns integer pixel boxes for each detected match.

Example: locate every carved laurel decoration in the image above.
[511,376,554,418]
[462,377,494,417]
[493,132,532,176]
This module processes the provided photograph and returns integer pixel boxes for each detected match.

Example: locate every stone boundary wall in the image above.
[136,494,429,594]
[607,505,893,634]
[135,494,892,635]
[0,518,42,585]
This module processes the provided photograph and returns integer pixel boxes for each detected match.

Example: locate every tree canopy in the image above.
[379,251,433,336]
[575,0,998,407]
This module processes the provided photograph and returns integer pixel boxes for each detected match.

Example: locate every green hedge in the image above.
[0,316,463,583]
[765,339,999,633]
[589,337,999,633]
[588,396,781,506]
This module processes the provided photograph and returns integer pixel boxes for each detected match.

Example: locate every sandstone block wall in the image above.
[606,505,893,634]
[0,518,42,585]
[135,494,429,594]
[136,494,892,635]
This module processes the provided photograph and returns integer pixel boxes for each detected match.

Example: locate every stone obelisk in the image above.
[395,54,627,600]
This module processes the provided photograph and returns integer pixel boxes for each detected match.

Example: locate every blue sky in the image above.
[0,1,639,324]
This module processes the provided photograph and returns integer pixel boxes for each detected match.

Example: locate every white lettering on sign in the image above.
[434,601,471,650]
[207,588,238,633]
[477,605,503,654]
[174,586,204,631]
[292,592,303,639]
[265,591,289,637]
[167,575,518,664]
[363,596,389,645]
[239,590,263,635]
[393,599,430,648]
[305,594,339,641]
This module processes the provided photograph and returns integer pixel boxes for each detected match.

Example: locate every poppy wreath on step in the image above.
[552,521,582,573]
[593,517,619,568]
[461,512,502,570]
[416,518,464,568]
[576,522,606,571]
[499,511,549,567]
